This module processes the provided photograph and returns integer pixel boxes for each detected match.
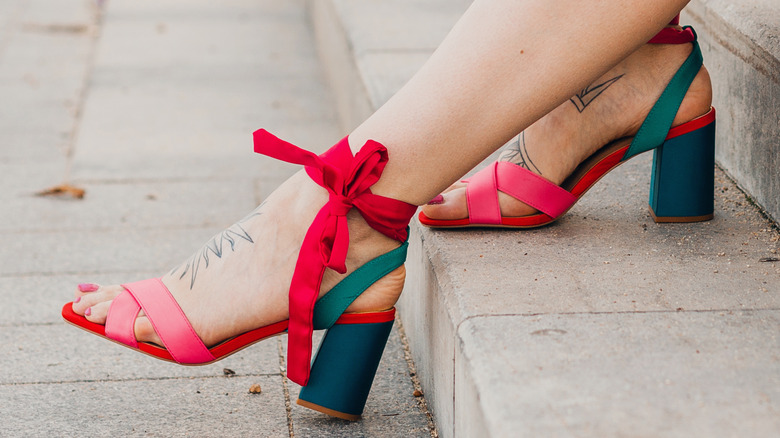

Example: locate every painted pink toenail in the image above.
[74,296,81,303]
[427,194,444,205]
[78,283,99,292]
[84,307,91,316]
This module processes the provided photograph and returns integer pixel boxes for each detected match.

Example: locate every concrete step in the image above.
[683,0,780,224]
[308,1,780,436]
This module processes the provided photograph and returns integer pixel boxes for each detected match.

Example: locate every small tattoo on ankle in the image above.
[499,132,541,174]
[569,74,624,113]
[170,206,264,289]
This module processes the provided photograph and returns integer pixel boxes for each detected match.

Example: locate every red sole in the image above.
[62,303,395,364]
[419,108,716,229]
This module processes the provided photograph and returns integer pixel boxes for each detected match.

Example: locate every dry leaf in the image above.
[36,184,85,199]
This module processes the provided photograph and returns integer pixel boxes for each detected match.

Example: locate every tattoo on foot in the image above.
[569,74,624,113]
[170,206,264,289]
[499,132,541,174]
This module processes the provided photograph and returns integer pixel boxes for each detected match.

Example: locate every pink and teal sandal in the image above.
[419,26,716,229]
[63,130,418,421]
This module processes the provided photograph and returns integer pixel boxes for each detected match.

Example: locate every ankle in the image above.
[344,210,401,270]
[637,42,712,125]
[319,212,406,311]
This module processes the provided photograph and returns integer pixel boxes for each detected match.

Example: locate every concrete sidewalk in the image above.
[0,0,434,436]
[309,0,780,436]
[3,0,779,437]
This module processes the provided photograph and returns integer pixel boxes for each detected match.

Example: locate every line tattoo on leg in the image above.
[569,74,624,113]
[170,205,264,289]
[499,132,541,174]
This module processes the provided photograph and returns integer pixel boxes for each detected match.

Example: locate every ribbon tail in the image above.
[286,208,330,386]
[322,215,350,274]
[254,129,325,170]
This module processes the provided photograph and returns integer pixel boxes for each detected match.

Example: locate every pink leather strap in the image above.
[466,162,502,224]
[105,291,141,348]
[104,279,215,364]
[253,129,417,386]
[495,162,577,218]
[465,162,577,223]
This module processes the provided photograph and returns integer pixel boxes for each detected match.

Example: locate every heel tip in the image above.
[649,207,714,223]
[296,398,361,421]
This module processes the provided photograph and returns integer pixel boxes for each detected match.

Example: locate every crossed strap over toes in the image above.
[465,161,577,226]
[105,278,215,364]
[417,161,579,228]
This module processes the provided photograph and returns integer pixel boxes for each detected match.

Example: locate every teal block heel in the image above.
[297,314,395,421]
[649,117,715,222]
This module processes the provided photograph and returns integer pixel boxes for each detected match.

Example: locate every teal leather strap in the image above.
[312,236,409,330]
[623,27,703,160]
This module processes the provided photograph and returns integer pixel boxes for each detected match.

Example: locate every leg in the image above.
[73,0,690,363]
[350,0,692,205]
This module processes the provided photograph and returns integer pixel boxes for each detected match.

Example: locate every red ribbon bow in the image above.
[253,129,416,385]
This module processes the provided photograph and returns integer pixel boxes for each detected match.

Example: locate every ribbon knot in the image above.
[252,129,417,386]
[320,194,354,273]
[329,194,354,216]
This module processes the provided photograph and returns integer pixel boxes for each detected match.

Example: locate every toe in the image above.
[421,184,539,221]
[72,284,125,316]
[83,300,111,324]
[73,282,100,307]
[423,181,467,206]
[420,188,469,220]
[77,283,100,293]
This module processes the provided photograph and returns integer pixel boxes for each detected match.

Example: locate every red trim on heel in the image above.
[334,308,395,325]
[665,107,716,140]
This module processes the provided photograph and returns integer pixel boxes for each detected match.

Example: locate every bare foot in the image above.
[421,40,713,221]
[71,170,406,348]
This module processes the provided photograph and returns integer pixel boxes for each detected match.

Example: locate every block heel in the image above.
[297,309,396,421]
[649,109,716,223]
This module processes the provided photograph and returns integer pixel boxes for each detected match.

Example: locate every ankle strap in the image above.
[648,24,696,45]
[624,29,702,160]
[253,129,417,386]
[312,239,408,330]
